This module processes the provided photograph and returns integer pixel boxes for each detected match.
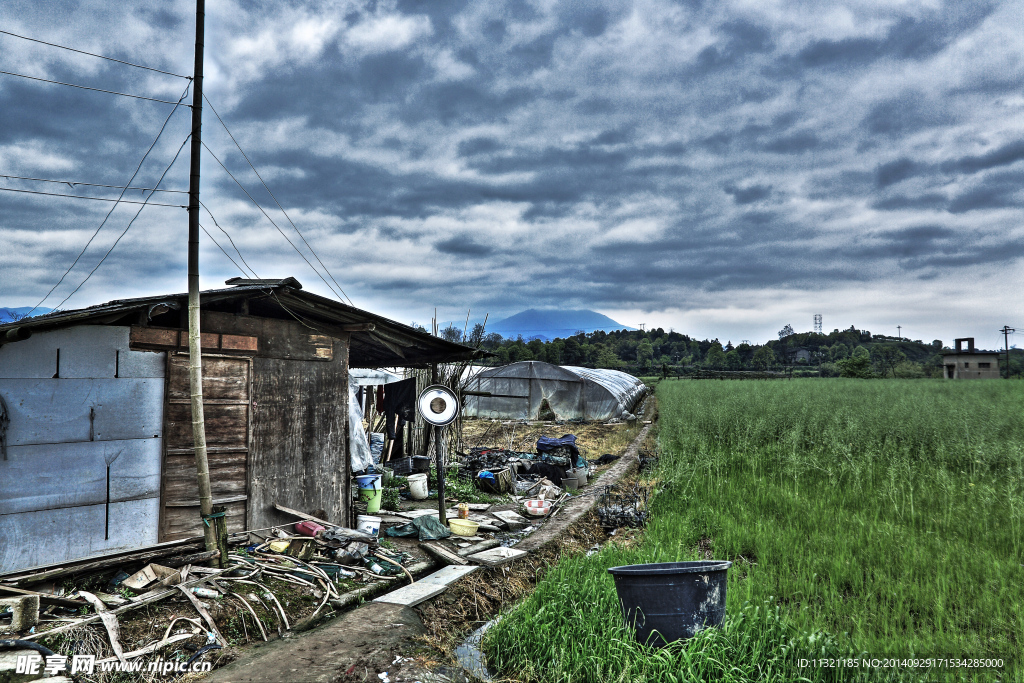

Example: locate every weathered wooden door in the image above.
[159,354,251,541]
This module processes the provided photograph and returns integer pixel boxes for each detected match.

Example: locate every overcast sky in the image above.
[1,0,1022,348]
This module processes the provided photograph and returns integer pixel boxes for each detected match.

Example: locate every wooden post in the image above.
[187,0,217,557]
[212,505,229,569]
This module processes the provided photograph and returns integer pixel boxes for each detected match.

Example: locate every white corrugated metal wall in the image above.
[0,326,165,574]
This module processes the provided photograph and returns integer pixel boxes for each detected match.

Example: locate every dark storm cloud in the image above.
[724,183,771,204]
[1,0,1022,325]
[862,92,957,137]
[875,158,924,188]
[434,236,492,255]
[943,140,1024,174]
[794,4,997,70]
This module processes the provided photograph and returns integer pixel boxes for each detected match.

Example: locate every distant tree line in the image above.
[422,321,1023,379]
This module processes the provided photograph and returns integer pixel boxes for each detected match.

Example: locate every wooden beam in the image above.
[1,537,243,586]
[420,542,469,566]
[24,568,233,642]
[0,585,87,609]
[272,502,333,528]
[336,323,375,332]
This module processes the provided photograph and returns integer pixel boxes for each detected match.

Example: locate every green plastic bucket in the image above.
[359,486,383,514]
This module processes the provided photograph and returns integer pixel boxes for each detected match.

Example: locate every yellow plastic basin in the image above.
[449,518,480,536]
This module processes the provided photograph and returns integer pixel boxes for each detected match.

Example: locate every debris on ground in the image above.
[0,514,425,681]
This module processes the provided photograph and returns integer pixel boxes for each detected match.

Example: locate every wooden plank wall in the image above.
[198,312,351,531]
[0,326,165,574]
[159,354,251,541]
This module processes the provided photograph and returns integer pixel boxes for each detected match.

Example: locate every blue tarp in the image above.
[536,434,586,468]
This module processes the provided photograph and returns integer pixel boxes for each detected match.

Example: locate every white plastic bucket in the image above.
[408,473,429,500]
[356,514,382,537]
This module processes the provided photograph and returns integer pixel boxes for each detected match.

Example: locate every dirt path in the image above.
[204,602,433,683]
[203,422,653,683]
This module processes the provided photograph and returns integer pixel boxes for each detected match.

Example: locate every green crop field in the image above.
[486,379,1024,682]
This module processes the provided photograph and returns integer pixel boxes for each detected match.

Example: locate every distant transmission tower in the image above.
[813,314,822,334]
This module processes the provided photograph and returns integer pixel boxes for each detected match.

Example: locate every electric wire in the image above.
[200,140,350,305]
[25,81,191,317]
[0,186,185,206]
[200,224,250,278]
[50,135,191,311]
[199,200,260,279]
[203,95,353,306]
[0,69,186,105]
[0,174,188,194]
[195,201,323,334]
[0,29,191,79]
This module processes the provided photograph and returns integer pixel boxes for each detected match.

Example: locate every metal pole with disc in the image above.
[417,384,460,526]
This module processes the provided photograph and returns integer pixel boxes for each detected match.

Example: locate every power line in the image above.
[0,174,188,194]
[200,223,249,277]
[200,140,350,305]
[0,69,186,105]
[25,82,191,317]
[196,205,323,334]
[0,186,185,207]
[51,135,191,311]
[0,29,190,79]
[203,95,353,306]
[199,200,260,279]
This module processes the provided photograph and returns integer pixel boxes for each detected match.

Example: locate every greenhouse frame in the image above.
[462,361,647,422]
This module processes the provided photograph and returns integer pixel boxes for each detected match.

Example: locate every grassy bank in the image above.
[486,379,1023,682]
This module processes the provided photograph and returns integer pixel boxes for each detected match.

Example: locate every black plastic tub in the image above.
[608,560,731,646]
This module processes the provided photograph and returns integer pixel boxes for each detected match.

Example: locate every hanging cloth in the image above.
[382,378,417,439]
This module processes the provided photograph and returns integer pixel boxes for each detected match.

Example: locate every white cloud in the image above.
[344,13,432,55]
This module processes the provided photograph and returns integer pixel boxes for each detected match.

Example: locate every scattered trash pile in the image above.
[460,434,594,502]
[465,447,532,472]
[0,517,419,679]
[596,483,651,531]
[638,445,660,472]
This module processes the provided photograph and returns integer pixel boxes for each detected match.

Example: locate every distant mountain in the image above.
[488,309,634,341]
[0,307,51,323]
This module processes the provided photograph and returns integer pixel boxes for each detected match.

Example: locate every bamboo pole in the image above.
[187,0,217,556]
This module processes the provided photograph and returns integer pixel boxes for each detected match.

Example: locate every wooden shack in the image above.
[0,278,482,574]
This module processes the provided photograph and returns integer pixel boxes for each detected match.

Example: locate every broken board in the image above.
[465,546,528,567]
[418,565,478,586]
[372,582,446,607]
[420,542,469,566]
[490,510,530,530]
[392,509,441,520]
[374,566,477,607]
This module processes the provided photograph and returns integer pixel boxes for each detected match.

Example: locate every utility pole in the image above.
[431,364,447,526]
[1000,326,1015,379]
[187,0,217,556]
[897,325,901,340]
[638,323,645,332]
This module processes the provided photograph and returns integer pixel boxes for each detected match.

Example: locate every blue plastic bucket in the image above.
[608,560,731,646]
[355,474,382,490]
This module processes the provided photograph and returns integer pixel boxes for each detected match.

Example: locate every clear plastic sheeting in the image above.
[349,369,403,472]
[463,361,646,422]
[349,368,403,386]
[349,378,373,473]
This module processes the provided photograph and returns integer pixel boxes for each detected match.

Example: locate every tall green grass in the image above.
[486,380,1024,682]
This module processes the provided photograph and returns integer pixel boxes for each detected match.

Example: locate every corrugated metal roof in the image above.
[0,282,487,368]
